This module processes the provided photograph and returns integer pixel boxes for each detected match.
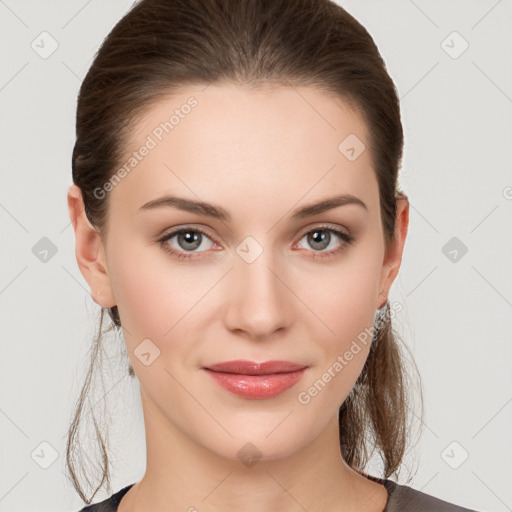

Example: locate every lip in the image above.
[202,360,308,400]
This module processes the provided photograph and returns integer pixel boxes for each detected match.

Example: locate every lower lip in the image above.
[202,368,307,399]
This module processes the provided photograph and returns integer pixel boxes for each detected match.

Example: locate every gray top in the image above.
[78,477,483,511]
[366,474,482,512]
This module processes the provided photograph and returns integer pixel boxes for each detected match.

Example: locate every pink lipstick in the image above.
[202,360,308,400]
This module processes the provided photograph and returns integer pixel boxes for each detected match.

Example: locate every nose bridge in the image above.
[225,236,292,337]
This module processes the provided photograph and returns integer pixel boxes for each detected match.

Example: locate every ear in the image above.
[67,184,116,308]
[376,195,409,308]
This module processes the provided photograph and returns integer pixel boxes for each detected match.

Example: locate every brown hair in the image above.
[67,0,424,504]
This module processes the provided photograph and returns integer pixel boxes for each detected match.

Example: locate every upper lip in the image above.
[202,360,308,375]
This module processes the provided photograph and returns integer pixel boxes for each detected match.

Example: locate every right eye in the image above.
[157,227,220,260]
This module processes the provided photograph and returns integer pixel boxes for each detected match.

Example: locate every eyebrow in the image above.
[139,193,368,221]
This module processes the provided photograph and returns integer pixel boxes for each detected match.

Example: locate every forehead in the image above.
[108,84,377,219]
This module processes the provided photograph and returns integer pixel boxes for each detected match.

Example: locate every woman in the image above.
[66,0,482,510]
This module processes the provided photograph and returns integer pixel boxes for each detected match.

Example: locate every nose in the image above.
[223,246,294,340]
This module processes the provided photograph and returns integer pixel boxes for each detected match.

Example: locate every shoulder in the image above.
[76,483,135,512]
[384,479,483,512]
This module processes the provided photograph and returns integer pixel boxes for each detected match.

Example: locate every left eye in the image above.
[294,226,354,258]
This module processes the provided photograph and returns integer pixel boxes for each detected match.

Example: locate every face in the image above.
[68,84,408,463]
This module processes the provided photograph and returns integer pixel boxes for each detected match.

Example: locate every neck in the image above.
[118,394,387,512]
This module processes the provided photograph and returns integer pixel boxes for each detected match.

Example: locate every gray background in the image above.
[0,0,511,511]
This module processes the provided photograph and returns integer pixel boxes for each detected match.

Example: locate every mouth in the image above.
[201,360,309,399]
[202,359,308,375]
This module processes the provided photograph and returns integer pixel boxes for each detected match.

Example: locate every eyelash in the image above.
[157,225,355,261]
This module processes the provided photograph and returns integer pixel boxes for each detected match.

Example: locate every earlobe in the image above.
[67,184,116,308]
[376,196,409,308]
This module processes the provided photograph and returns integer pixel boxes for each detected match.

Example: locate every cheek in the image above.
[297,249,382,334]
[292,246,382,385]
[107,242,178,339]
[108,241,218,360]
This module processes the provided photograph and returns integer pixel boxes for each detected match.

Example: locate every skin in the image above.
[67,84,409,512]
